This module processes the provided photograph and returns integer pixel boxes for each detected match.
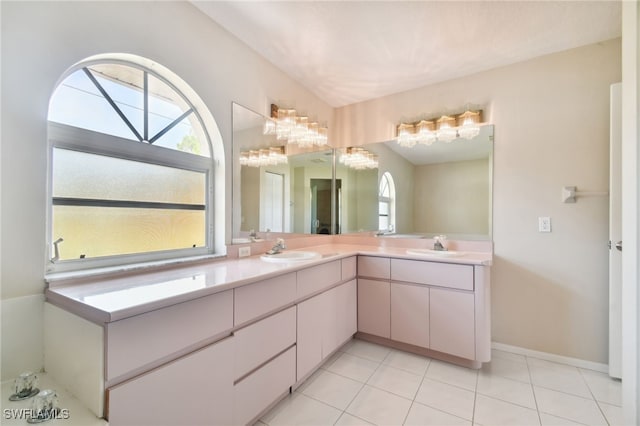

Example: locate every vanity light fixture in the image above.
[239,146,288,168]
[457,109,482,140]
[340,147,378,170]
[396,109,483,146]
[263,104,328,147]
[435,115,458,143]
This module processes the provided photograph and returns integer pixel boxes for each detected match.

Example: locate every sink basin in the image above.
[232,237,265,244]
[406,249,466,258]
[260,251,321,263]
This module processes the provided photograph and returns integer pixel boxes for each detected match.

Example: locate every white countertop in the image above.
[45,243,492,324]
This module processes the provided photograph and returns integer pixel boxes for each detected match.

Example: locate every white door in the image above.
[609,83,622,379]
[263,171,284,232]
[621,1,640,422]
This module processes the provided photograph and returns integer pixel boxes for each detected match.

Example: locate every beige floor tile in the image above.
[366,364,422,400]
[261,392,342,426]
[414,378,475,421]
[476,372,537,409]
[481,354,532,383]
[382,349,430,376]
[528,358,592,399]
[344,340,391,363]
[325,352,380,383]
[299,369,363,410]
[473,394,540,426]
[539,413,586,425]
[333,412,374,425]
[598,401,625,426]
[534,386,607,426]
[404,402,471,426]
[579,368,622,406]
[345,385,412,426]
[425,359,478,391]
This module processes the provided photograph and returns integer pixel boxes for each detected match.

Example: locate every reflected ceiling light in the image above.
[340,147,378,170]
[396,108,484,147]
[239,146,288,167]
[264,103,328,147]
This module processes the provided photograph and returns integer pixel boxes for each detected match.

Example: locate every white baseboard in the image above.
[491,342,609,374]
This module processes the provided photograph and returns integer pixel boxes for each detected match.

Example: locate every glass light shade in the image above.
[397,123,416,147]
[457,110,481,140]
[276,108,296,140]
[436,115,458,143]
[263,118,277,135]
[415,120,436,145]
[340,147,378,170]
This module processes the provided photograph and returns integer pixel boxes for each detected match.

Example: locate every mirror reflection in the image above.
[232,103,493,242]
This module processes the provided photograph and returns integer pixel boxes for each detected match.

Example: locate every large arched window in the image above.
[378,172,396,233]
[47,56,222,272]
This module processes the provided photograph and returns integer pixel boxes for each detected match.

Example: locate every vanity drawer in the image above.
[358,256,391,279]
[234,346,296,426]
[234,306,296,380]
[106,290,233,382]
[297,260,341,300]
[234,272,296,326]
[341,256,357,280]
[391,259,474,291]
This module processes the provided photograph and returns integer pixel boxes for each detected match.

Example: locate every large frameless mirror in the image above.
[232,102,493,242]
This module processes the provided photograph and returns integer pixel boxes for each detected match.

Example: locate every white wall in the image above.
[335,40,621,364]
[0,1,332,380]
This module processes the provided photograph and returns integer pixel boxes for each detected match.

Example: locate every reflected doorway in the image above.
[263,171,284,232]
[310,179,341,234]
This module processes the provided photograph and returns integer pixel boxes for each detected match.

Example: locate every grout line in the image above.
[525,354,543,426]
[577,368,612,425]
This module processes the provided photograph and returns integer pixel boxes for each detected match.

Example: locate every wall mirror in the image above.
[232,102,493,242]
[232,103,334,240]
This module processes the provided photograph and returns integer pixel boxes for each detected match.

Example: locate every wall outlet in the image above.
[538,216,551,233]
[238,246,251,257]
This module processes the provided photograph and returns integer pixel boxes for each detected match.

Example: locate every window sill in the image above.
[45,253,227,287]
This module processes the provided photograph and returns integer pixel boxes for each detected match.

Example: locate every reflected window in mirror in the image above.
[379,172,396,232]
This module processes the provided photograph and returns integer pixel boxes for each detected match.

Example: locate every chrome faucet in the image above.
[249,229,258,241]
[266,238,286,255]
[433,235,447,251]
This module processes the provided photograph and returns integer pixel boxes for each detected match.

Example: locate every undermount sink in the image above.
[260,251,321,263]
[406,248,466,258]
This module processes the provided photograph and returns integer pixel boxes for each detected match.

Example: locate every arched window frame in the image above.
[378,172,396,233]
[46,55,224,274]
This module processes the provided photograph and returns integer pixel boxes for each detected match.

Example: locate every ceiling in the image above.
[193,1,621,108]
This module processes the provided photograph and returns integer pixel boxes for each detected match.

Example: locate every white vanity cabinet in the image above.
[297,259,357,381]
[106,290,233,383]
[107,335,235,426]
[357,255,490,366]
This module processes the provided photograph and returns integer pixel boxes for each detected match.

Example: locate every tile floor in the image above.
[257,339,623,426]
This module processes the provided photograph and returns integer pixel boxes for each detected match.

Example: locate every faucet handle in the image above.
[276,238,286,249]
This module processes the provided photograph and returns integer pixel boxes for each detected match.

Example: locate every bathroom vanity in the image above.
[44,243,491,425]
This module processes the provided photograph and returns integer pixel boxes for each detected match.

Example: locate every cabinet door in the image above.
[297,295,324,380]
[357,279,390,338]
[430,288,475,360]
[335,280,357,345]
[391,283,429,348]
[107,336,234,426]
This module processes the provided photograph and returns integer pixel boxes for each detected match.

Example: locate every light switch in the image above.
[538,217,551,233]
